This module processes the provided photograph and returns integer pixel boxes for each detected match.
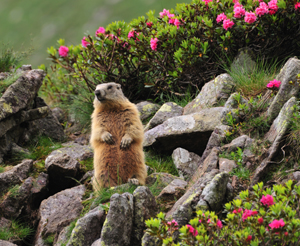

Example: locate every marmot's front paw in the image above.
[101,131,114,144]
[128,178,140,185]
[120,135,132,149]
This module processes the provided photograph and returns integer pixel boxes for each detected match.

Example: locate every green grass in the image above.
[164,86,196,107]
[0,166,4,173]
[0,0,188,67]
[79,158,94,172]
[43,234,55,245]
[145,151,179,176]
[0,220,33,241]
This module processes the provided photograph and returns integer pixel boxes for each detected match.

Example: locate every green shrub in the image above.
[47,0,300,102]
[0,220,33,241]
[145,180,300,245]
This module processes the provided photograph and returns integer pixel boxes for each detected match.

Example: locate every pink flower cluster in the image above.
[296,2,300,10]
[159,9,175,18]
[167,219,179,230]
[255,2,269,16]
[216,219,223,228]
[81,37,90,48]
[95,27,105,36]
[146,22,153,27]
[246,235,252,242]
[202,0,213,5]
[216,13,234,30]
[150,38,158,51]
[186,225,198,236]
[169,18,181,29]
[258,217,264,224]
[242,209,258,221]
[233,208,243,214]
[269,219,285,229]
[234,4,246,18]
[266,79,281,89]
[58,46,69,57]
[268,0,278,14]
[216,13,227,23]
[245,11,257,24]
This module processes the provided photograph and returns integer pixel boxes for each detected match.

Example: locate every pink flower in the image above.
[169,18,175,25]
[81,37,89,47]
[58,46,69,57]
[234,6,246,18]
[246,235,252,242]
[146,22,153,27]
[150,38,158,51]
[223,19,234,30]
[269,219,285,229]
[232,0,239,3]
[95,27,105,36]
[255,2,269,16]
[261,194,275,206]
[167,13,175,18]
[234,2,243,8]
[258,217,264,224]
[159,9,170,18]
[295,3,300,10]
[244,11,257,24]
[128,30,135,39]
[174,19,181,29]
[242,210,258,221]
[202,0,213,5]
[167,219,179,230]
[268,0,278,14]
[199,219,202,223]
[207,219,212,223]
[284,232,288,236]
[216,13,227,23]
[217,219,223,228]
[233,208,243,214]
[186,225,198,236]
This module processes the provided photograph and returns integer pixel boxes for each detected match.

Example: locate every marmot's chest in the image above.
[98,110,128,135]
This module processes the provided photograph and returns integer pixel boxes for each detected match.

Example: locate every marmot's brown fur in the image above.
[90,82,147,191]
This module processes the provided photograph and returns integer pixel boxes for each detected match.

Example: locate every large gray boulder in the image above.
[144,107,229,155]
[100,192,134,246]
[145,102,183,131]
[136,101,160,121]
[131,186,157,246]
[0,240,18,246]
[66,207,106,246]
[251,97,297,185]
[267,57,300,121]
[0,159,33,195]
[184,73,234,115]
[34,185,85,246]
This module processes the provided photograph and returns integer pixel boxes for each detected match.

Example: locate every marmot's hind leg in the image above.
[93,169,117,191]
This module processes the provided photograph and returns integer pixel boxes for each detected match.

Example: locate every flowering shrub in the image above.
[145,180,300,245]
[48,0,300,101]
[266,79,281,89]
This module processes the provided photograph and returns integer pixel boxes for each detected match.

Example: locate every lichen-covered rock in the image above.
[52,107,65,123]
[267,57,300,121]
[136,101,160,121]
[231,48,256,74]
[45,153,81,193]
[0,177,33,219]
[141,232,161,246]
[219,158,237,173]
[66,207,106,246]
[146,172,177,187]
[145,102,183,131]
[144,107,230,155]
[101,192,133,246]
[131,186,157,246]
[196,172,230,211]
[221,135,253,152]
[184,74,234,115]
[0,159,33,195]
[47,142,93,161]
[156,179,187,205]
[172,148,201,181]
[251,97,296,185]
[34,185,85,246]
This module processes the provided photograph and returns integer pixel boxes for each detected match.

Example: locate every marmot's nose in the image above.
[95,90,101,97]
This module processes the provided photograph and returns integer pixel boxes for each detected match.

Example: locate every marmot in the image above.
[90,82,147,191]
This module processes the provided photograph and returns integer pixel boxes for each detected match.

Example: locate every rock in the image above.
[251,97,297,185]
[196,172,230,211]
[0,69,46,121]
[131,186,158,246]
[267,57,300,121]
[0,217,12,228]
[166,169,219,226]
[172,148,201,181]
[0,177,33,219]
[221,135,253,152]
[34,185,85,246]
[293,171,300,181]
[55,227,70,246]
[224,182,234,203]
[156,179,187,205]
[47,142,93,161]
[45,153,81,194]
[29,172,49,210]
[184,74,234,115]
[219,158,237,173]
[191,147,220,183]
[28,97,65,141]
[145,102,183,131]
[52,107,65,123]
[136,101,160,121]
[0,72,11,81]
[242,148,255,165]
[66,207,106,246]
[10,143,30,156]
[0,240,18,246]
[91,239,101,246]
[144,107,230,155]
[16,65,32,74]
[0,159,33,195]
[101,192,134,246]
[231,48,256,74]
[141,232,161,246]
[146,172,177,187]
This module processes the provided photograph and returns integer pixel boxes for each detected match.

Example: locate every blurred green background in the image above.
[0,0,188,68]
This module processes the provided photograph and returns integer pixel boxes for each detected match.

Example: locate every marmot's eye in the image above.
[107,85,112,90]
[117,87,120,90]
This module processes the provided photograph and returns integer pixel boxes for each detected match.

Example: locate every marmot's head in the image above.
[94,82,127,107]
